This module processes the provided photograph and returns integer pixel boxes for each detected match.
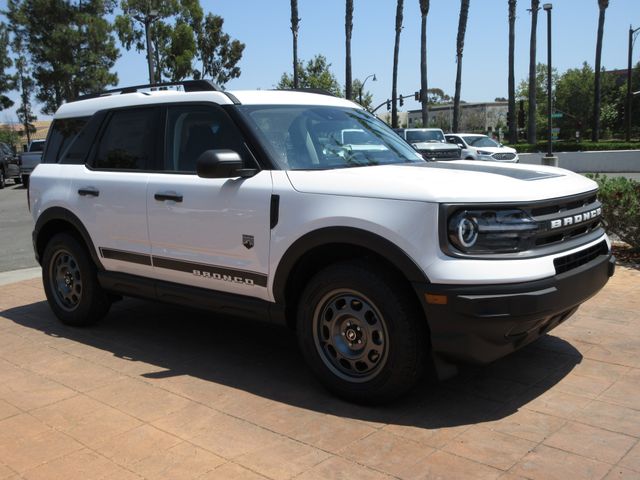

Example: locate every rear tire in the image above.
[42,233,111,326]
[0,169,5,189]
[14,176,22,185]
[297,261,426,404]
[21,175,29,188]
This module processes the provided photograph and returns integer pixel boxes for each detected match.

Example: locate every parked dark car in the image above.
[0,142,21,188]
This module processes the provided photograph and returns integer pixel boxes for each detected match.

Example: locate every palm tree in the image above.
[527,0,540,144]
[290,0,300,89]
[392,0,404,128]
[508,0,517,143]
[452,0,470,133]
[420,0,430,126]
[345,0,354,100]
[592,0,609,141]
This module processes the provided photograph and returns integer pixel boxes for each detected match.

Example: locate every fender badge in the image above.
[242,235,254,249]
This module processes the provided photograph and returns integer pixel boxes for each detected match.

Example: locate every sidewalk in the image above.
[0,267,638,480]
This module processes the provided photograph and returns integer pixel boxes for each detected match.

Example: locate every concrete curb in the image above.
[0,267,41,286]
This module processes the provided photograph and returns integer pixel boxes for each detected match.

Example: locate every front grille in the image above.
[527,192,602,249]
[421,149,459,159]
[492,152,516,160]
[554,241,608,274]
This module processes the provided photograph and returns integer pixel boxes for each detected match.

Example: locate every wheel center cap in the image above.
[345,328,357,341]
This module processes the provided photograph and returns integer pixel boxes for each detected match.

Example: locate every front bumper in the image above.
[416,250,615,367]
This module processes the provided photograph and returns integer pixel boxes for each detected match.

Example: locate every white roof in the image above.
[54,88,361,119]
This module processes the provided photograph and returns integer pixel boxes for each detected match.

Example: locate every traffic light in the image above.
[415,90,420,101]
[518,100,525,129]
[399,96,404,107]
[386,100,391,111]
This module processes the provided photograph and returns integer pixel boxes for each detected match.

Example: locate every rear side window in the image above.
[94,108,158,170]
[42,117,89,164]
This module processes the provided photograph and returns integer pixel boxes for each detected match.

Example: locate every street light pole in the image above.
[360,74,376,106]
[626,26,640,142]
[542,3,557,166]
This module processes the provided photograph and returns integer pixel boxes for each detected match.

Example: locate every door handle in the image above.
[154,191,183,203]
[78,187,99,197]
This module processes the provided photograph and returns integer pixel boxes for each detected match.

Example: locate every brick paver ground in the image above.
[0,267,638,480]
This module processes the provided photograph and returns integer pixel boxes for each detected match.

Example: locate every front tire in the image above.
[297,261,426,404]
[42,233,111,326]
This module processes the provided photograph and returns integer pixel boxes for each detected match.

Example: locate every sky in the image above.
[1,0,639,121]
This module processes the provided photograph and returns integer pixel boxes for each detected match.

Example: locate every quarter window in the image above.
[94,109,158,170]
[43,117,89,164]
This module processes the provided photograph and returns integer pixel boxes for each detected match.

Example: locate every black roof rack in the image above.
[74,79,224,102]
[280,88,337,97]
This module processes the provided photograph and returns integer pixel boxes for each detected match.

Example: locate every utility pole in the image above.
[541,3,557,166]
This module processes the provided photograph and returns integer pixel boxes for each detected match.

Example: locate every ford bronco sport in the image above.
[30,80,615,403]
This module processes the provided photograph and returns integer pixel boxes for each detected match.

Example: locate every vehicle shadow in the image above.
[1,298,583,429]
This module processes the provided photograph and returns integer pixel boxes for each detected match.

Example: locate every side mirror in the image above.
[196,150,257,179]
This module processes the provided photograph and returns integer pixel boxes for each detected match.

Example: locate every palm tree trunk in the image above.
[508,0,517,143]
[345,0,353,100]
[420,0,430,126]
[392,0,404,128]
[527,0,539,144]
[452,0,470,133]
[592,0,609,142]
[291,0,300,89]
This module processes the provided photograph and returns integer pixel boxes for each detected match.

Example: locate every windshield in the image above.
[462,135,499,148]
[237,105,423,170]
[405,130,445,143]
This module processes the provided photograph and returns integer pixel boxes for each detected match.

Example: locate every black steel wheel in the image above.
[297,261,426,404]
[42,233,110,326]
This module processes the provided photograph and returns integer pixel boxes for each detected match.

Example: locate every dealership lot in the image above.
[0,266,638,479]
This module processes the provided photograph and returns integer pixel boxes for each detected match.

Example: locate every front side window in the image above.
[237,105,423,170]
[164,105,247,172]
[94,109,157,170]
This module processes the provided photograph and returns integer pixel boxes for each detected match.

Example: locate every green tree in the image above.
[419,0,430,126]
[391,0,404,128]
[277,55,341,96]
[7,0,119,115]
[517,62,558,139]
[527,0,540,143]
[554,62,593,139]
[345,0,353,100]
[452,0,470,132]
[350,78,373,110]
[14,56,37,144]
[116,0,243,85]
[592,0,609,141]
[508,0,517,143]
[0,23,14,111]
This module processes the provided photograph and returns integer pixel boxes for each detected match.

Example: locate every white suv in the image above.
[446,133,519,162]
[30,80,614,403]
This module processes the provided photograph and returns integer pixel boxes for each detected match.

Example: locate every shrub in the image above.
[506,141,640,153]
[587,174,640,250]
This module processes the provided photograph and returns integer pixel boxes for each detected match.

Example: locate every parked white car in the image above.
[446,133,519,163]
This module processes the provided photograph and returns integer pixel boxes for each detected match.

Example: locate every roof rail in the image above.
[74,79,223,102]
[281,88,337,97]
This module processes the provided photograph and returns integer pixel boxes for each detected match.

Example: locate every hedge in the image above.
[586,174,640,251]
[505,141,640,153]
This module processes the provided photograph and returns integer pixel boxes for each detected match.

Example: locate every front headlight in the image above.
[447,209,538,254]
[477,150,492,156]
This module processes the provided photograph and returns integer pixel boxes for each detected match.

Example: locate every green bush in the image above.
[506,141,640,153]
[587,174,640,250]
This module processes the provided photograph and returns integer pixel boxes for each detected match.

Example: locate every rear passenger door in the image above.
[146,104,273,301]
[70,107,160,278]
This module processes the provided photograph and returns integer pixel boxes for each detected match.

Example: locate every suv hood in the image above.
[286,161,597,203]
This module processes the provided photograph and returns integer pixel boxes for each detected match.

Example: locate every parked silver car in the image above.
[445,133,519,163]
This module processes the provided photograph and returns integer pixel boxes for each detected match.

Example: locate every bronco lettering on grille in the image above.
[550,207,602,229]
